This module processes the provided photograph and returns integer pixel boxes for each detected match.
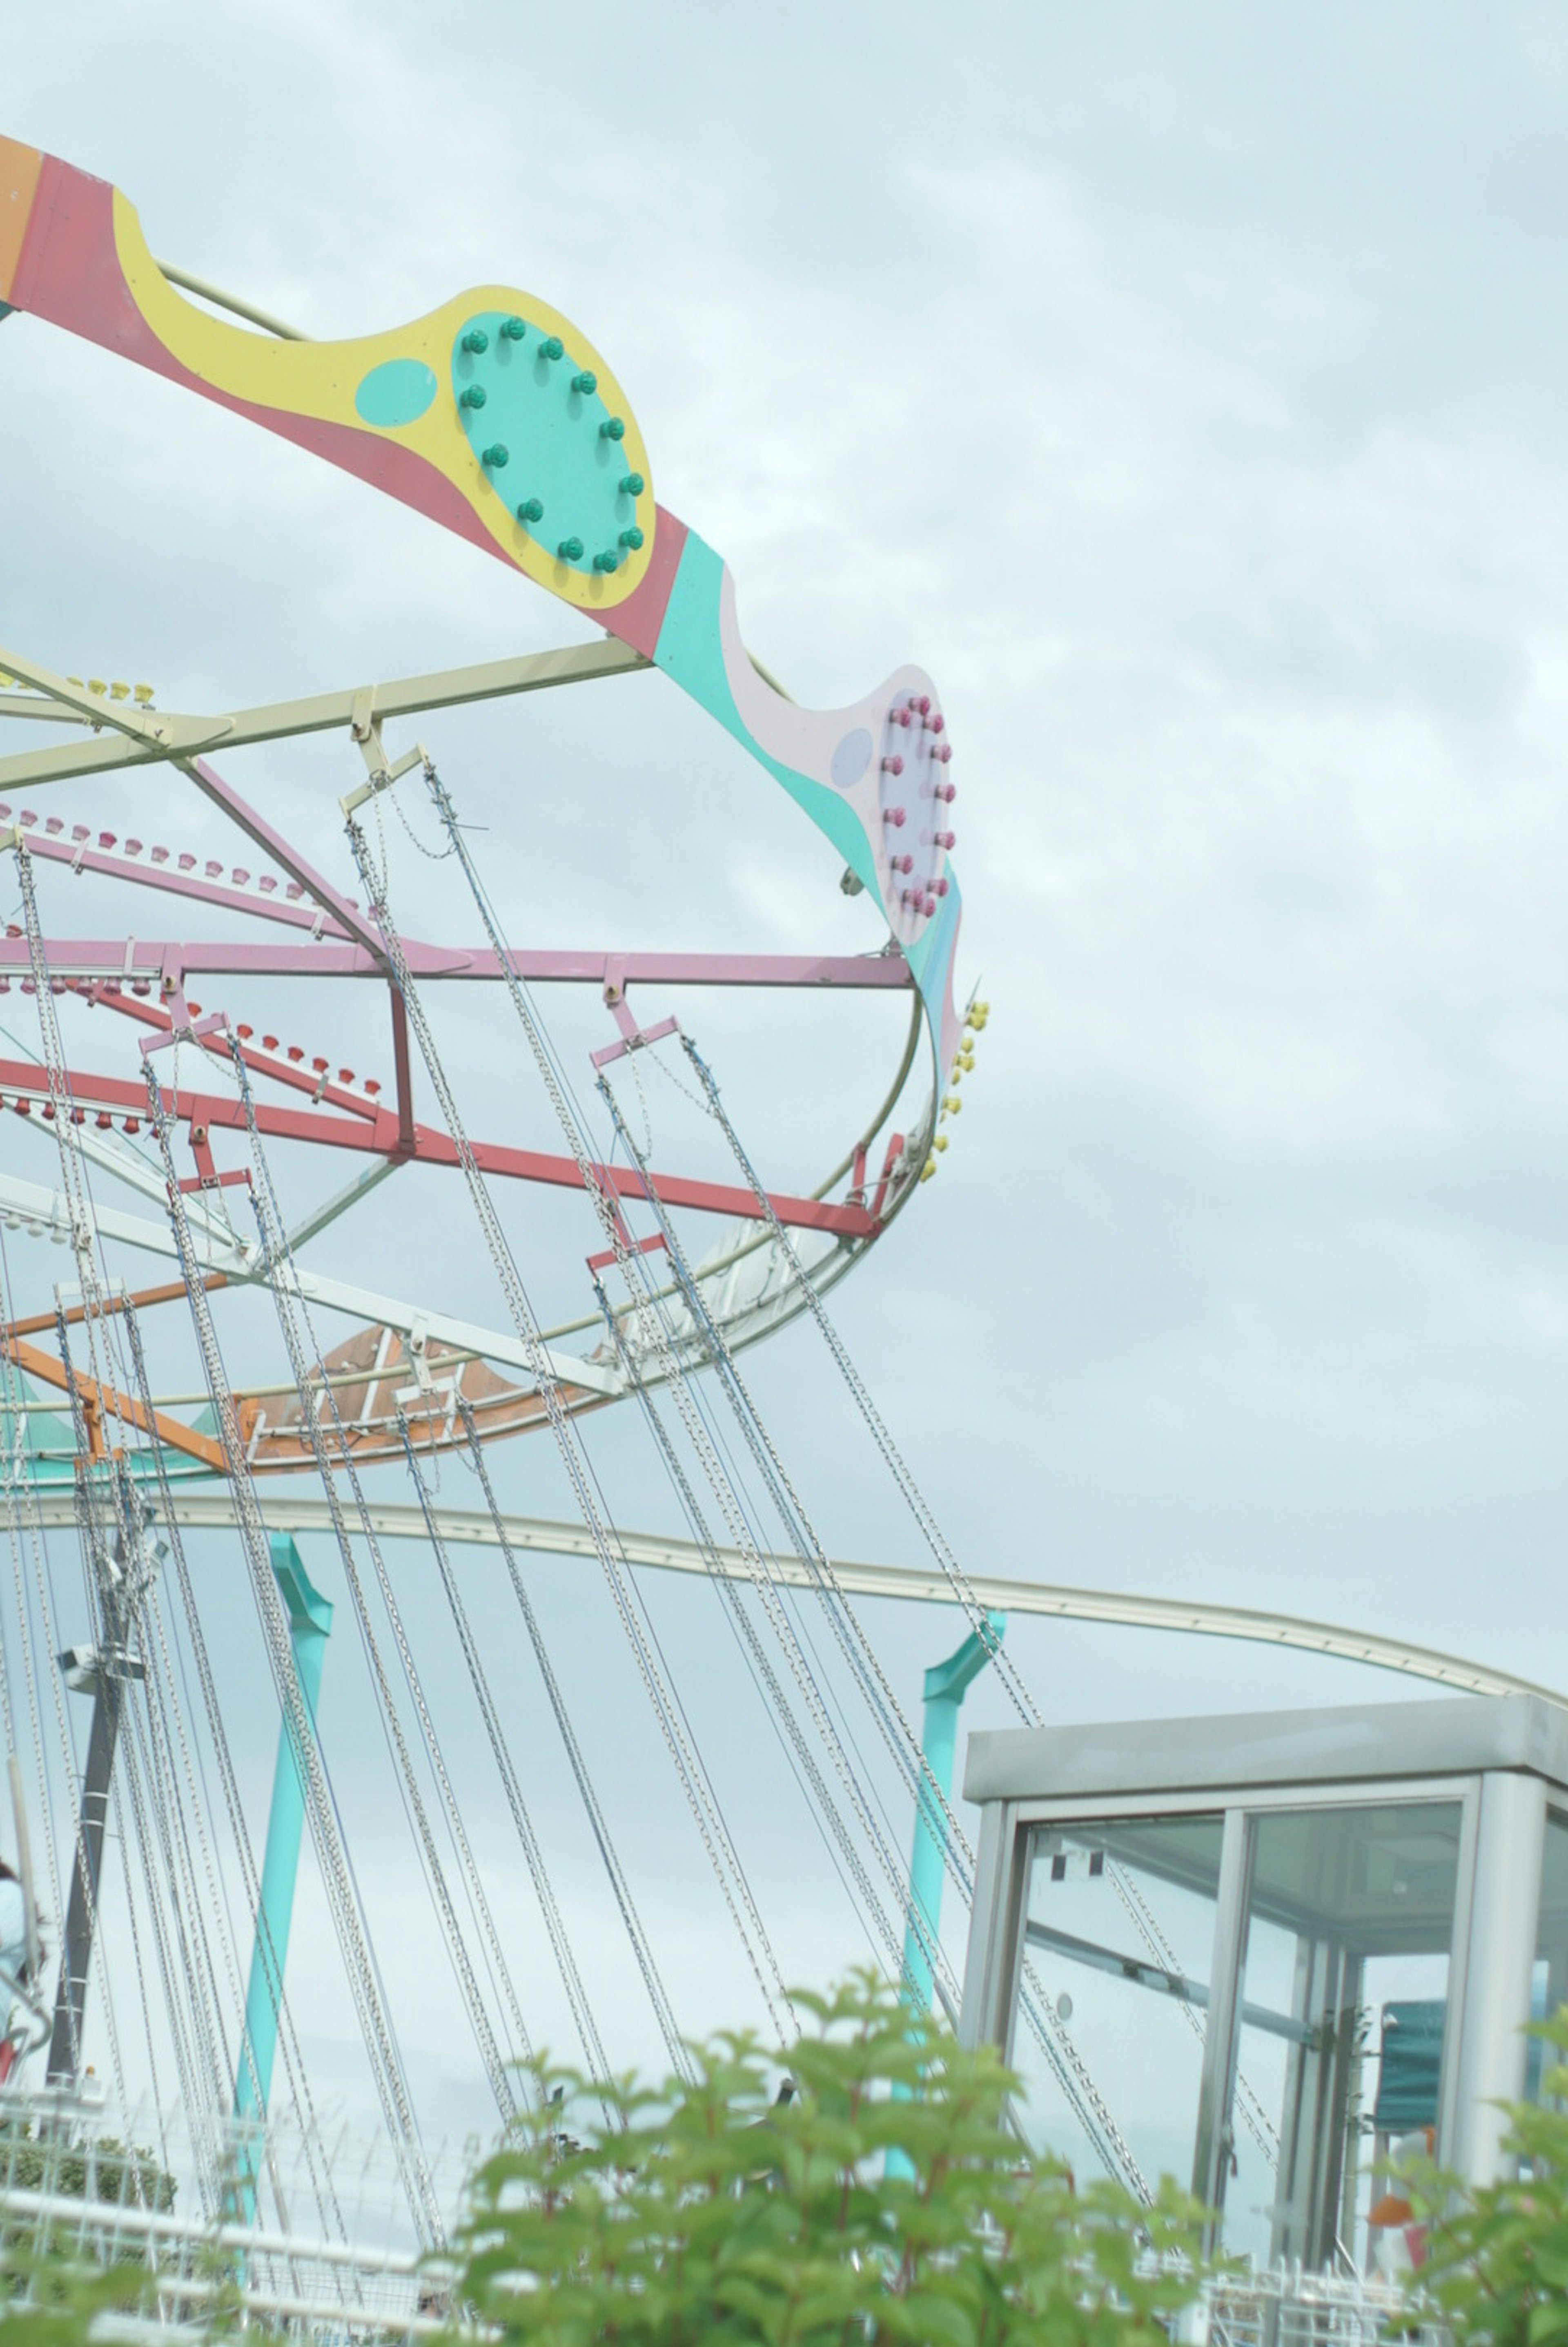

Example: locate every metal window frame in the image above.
[967,1772,1484,2212]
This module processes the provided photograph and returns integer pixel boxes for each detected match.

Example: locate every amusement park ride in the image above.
[0,128,1551,2327]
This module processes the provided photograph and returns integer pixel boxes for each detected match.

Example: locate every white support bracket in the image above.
[340,739,430,817]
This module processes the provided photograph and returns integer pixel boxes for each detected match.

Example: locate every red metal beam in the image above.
[0,1055,875,1238]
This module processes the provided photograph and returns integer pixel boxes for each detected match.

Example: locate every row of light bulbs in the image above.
[920,997,990,1182]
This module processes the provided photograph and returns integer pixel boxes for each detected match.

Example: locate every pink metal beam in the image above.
[186,756,387,959]
[0,937,913,990]
[0,1053,876,1238]
[7,828,351,935]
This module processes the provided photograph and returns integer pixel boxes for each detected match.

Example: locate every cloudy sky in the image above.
[4,0,1568,2198]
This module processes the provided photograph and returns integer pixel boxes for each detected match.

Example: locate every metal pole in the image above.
[46,1573,137,2085]
[232,1535,333,2221]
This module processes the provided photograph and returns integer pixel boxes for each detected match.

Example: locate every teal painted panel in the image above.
[354,357,437,426]
[0,1385,216,1488]
[653,533,880,895]
[232,1536,333,2226]
[450,312,641,578]
[907,868,962,1028]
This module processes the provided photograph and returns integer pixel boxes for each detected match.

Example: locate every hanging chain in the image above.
[228,1060,527,2122]
[350,799,794,2066]
[119,1299,351,2242]
[140,1062,443,2251]
[396,1412,614,2104]
[454,1391,690,2080]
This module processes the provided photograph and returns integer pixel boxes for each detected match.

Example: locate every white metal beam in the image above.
[19,1488,1551,1707]
[0,638,650,794]
[0,1172,621,1395]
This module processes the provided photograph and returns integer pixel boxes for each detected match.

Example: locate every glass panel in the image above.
[1013,1815,1225,2196]
[1222,1801,1463,2279]
[1528,1808,1568,2107]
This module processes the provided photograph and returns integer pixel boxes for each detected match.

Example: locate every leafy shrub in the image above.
[1408,2008,1568,2347]
[450,1969,1205,2347]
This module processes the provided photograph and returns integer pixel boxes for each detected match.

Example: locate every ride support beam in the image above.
[0,930,915,991]
[0,1056,878,1238]
[0,1330,227,1472]
[0,638,651,794]
[232,1535,333,2224]
[886,1615,1005,2181]
[901,1615,1007,2021]
[46,1564,138,2087]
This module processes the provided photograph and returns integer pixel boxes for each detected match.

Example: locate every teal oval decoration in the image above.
[355,358,438,427]
[450,310,646,576]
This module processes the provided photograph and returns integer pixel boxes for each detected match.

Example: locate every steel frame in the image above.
[0,641,929,1469]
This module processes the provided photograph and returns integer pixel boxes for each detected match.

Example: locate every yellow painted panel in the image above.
[109,188,654,611]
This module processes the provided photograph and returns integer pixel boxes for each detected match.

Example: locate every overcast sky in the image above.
[4,0,1568,2195]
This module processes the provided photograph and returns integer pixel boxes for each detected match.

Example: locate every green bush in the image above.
[1408,2008,1568,2347]
[450,1970,1205,2347]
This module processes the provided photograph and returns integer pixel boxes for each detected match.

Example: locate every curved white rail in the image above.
[20,1489,1555,1708]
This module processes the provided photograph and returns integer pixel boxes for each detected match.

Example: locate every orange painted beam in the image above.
[2,1331,227,1476]
[4,1273,227,1342]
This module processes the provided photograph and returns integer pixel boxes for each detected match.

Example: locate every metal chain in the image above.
[403,772,813,2034]
[412,765,1156,2190]
[593,1084,1156,2192]
[118,1297,351,2247]
[229,1092,525,2122]
[603,1330,906,1997]
[396,1413,613,2099]
[453,1391,690,2079]
[140,1064,442,2250]
[684,1033,1031,1709]
[350,804,786,2067]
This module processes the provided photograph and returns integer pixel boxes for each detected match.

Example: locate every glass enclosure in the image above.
[1016,1816,1224,2191]
[1218,1801,1463,2272]
[967,1696,1568,2272]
